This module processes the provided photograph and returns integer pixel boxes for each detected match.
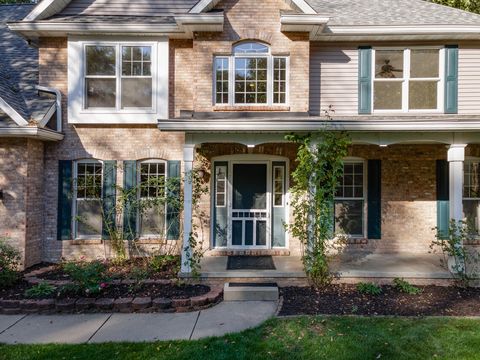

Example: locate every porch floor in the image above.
[196,252,451,283]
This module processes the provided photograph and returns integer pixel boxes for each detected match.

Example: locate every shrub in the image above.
[357,282,382,295]
[149,255,179,273]
[393,278,423,295]
[24,282,56,299]
[62,260,108,296]
[0,237,21,289]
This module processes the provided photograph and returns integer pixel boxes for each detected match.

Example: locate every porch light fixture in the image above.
[247,145,255,148]
[379,144,388,148]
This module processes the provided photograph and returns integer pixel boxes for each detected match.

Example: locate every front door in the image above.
[230,163,269,248]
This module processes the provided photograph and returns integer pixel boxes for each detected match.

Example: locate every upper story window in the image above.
[373,48,443,112]
[84,43,154,111]
[214,41,288,106]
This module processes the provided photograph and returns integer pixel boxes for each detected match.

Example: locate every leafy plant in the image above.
[149,255,179,273]
[431,220,480,287]
[57,283,82,298]
[24,282,56,299]
[0,237,21,289]
[430,0,480,14]
[357,282,383,295]
[393,278,423,295]
[285,126,350,287]
[62,260,108,296]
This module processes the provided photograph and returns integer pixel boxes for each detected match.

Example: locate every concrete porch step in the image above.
[223,282,279,301]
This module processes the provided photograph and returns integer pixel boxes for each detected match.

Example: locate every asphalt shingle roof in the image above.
[307,0,480,26]
[0,4,55,127]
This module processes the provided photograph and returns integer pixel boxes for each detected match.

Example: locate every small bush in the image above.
[149,255,179,273]
[24,282,56,299]
[393,278,423,295]
[357,282,382,295]
[0,237,21,289]
[57,283,82,298]
[62,260,108,296]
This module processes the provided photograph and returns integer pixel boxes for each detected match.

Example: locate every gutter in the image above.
[0,127,64,141]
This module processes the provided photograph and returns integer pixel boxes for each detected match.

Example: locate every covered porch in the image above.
[156,121,480,283]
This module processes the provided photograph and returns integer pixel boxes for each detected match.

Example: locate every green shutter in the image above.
[436,160,450,239]
[167,160,181,240]
[367,160,381,239]
[102,161,117,240]
[213,162,228,247]
[123,160,137,240]
[445,45,459,114]
[57,160,73,240]
[358,46,372,114]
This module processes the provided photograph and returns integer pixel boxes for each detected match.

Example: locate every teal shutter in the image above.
[272,162,287,247]
[102,161,117,240]
[213,162,228,247]
[436,160,450,239]
[367,160,381,239]
[445,45,459,114]
[358,46,372,114]
[167,160,181,240]
[57,160,73,240]
[123,160,137,240]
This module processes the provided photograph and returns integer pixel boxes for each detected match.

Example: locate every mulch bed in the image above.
[0,281,209,301]
[280,285,480,317]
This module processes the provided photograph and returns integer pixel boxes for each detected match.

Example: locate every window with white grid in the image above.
[463,160,480,236]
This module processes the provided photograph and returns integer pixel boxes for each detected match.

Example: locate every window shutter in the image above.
[358,46,372,114]
[57,160,73,240]
[167,160,181,240]
[123,160,137,240]
[102,161,117,240]
[445,45,459,114]
[436,160,450,239]
[367,160,381,239]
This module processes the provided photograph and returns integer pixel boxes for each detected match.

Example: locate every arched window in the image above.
[214,41,288,106]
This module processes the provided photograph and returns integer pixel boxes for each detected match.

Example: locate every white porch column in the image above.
[181,144,195,274]
[448,144,467,224]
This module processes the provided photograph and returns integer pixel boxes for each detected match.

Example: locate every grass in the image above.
[1,316,480,360]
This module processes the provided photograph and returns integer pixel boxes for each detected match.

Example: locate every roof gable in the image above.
[190,0,316,13]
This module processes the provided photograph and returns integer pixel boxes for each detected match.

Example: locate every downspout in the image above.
[36,85,62,132]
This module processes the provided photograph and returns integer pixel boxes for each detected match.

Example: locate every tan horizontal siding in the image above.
[310,44,358,116]
[458,46,480,114]
[59,0,197,16]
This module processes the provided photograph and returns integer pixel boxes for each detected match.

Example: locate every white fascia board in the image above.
[157,119,480,132]
[8,22,183,38]
[0,97,28,126]
[280,14,329,34]
[175,13,224,33]
[323,24,480,36]
[0,127,64,141]
[190,0,316,14]
[24,0,72,21]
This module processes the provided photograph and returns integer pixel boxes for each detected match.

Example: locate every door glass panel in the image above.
[245,220,254,246]
[256,221,267,246]
[232,220,243,245]
[232,164,267,209]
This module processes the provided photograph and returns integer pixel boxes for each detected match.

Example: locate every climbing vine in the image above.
[286,129,351,287]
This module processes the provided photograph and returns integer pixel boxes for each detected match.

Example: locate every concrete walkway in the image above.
[0,301,277,344]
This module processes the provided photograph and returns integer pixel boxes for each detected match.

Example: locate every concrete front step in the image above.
[223,282,279,301]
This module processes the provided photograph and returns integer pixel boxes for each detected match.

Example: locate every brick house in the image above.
[1,0,480,279]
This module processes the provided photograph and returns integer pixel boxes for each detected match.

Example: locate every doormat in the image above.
[227,256,276,270]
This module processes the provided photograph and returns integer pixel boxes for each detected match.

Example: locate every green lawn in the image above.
[1,316,480,360]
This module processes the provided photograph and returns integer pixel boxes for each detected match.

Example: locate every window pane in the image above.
[256,220,267,246]
[140,205,165,237]
[121,78,152,108]
[77,200,102,237]
[374,81,402,110]
[463,200,480,236]
[86,46,116,76]
[375,50,404,78]
[86,78,116,108]
[234,42,269,54]
[409,81,438,110]
[335,200,364,236]
[122,46,152,76]
[411,49,439,78]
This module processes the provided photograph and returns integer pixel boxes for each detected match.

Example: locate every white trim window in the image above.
[273,165,285,207]
[373,47,444,113]
[138,160,167,238]
[215,165,227,207]
[214,41,289,106]
[84,42,155,111]
[334,161,366,237]
[73,160,103,239]
[463,160,480,236]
